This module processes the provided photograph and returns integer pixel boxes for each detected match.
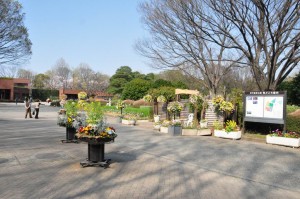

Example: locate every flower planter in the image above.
[154,115,160,123]
[197,128,212,136]
[79,142,111,168]
[168,126,182,136]
[122,119,136,125]
[182,129,198,136]
[266,135,300,148]
[61,127,78,143]
[214,130,241,140]
[160,126,169,133]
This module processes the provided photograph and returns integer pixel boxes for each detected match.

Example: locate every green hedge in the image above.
[102,105,152,119]
[32,89,59,101]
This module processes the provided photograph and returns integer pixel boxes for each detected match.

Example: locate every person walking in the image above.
[34,100,41,119]
[25,97,32,119]
[15,97,18,105]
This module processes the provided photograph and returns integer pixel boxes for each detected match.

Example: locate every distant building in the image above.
[0,78,30,101]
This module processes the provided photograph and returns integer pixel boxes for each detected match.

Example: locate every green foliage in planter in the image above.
[225,120,238,132]
[286,115,300,132]
[213,120,223,130]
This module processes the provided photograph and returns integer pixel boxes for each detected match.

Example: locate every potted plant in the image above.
[75,101,117,168]
[168,120,182,136]
[212,95,235,120]
[57,100,80,143]
[266,129,300,148]
[160,120,171,133]
[214,120,241,140]
[167,101,184,120]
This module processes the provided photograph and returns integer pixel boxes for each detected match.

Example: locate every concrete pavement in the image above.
[0,102,300,199]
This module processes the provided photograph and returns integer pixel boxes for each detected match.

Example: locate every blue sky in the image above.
[18,0,156,76]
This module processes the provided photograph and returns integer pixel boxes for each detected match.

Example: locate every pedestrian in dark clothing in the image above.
[15,97,18,105]
[25,98,32,119]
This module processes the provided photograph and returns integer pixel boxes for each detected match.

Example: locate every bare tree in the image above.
[0,66,18,77]
[0,0,32,74]
[73,63,94,94]
[73,63,109,95]
[17,68,34,79]
[198,0,300,91]
[136,0,243,95]
[53,58,71,89]
[44,69,60,90]
[89,72,110,95]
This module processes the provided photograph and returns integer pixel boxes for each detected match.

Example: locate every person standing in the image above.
[34,100,41,119]
[15,97,18,105]
[25,97,32,119]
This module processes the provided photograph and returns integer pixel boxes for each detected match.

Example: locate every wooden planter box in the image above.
[197,129,212,136]
[214,130,241,140]
[121,119,136,125]
[266,135,300,148]
[182,129,198,136]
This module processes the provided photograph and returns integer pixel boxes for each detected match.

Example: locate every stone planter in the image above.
[122,119,136,125]
[182,129,198,136]
[214,130,241,140]
[266,135,300,148]
[168,126,182,136]
[160,126,169,133]
[197,128,212,136]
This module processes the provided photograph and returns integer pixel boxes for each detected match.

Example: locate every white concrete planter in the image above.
[266,135,300,148]
[214,130,241,140]
[160,126,169,133]
[197,129,211,136]
[200,121,208,129]
[153,124,161,130]
[122,119,136,125]
[182,129,198,136]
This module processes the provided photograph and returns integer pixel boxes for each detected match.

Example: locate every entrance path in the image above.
[0,103,300,199]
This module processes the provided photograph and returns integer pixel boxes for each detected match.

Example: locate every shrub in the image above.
[213,120,223,130]
[50,100,60,107]
[132,99,151,108]
[286,115,300,132]
[123,99,134,106]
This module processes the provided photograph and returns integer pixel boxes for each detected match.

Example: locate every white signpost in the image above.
[243,91,287,132]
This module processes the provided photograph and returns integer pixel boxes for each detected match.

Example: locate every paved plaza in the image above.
[0,102,300,199]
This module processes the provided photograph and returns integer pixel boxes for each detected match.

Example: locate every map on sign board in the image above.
[245,96,283,119]
[263,97,283,119]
